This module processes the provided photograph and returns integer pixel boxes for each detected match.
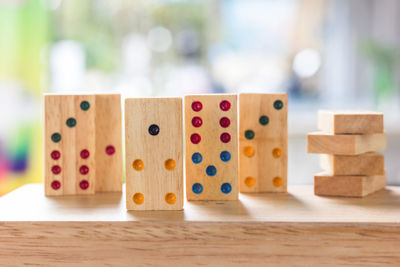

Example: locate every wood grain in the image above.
[318,110,384,134]
[125,98,183,210]
[314,173,386,197]
[307,132,387,155]
[185,94,238,200]
[320,152,385,175]
[239,93,287,193]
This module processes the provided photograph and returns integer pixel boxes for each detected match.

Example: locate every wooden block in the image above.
[318,110,384,134]
[44,94,96,195]
[125,98,183,210]
[185,94,238,200]
[94,94,123,192]
[238,93,287,193]
[314,173,386,197]
[307,132,386,155]
[320,152,385,176]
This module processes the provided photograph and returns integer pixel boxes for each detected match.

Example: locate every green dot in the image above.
[51,133,61,143]
[245,130,255,140]
[66,118,76,128]
[259,115,269,126]
[80,101,90,111]
[274,100,283,110]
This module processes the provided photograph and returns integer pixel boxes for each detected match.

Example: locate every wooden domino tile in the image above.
[318,110,384,134]
[314,173,386,197]
[185,94,238,200]
[239,93,288,193]
[44,94,96,195]
[125,98,183,210]
[307,132,386,155]
[320,152,385,176]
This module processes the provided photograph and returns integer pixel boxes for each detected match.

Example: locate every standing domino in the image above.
[185,94,238,201]
[125,98,183,210]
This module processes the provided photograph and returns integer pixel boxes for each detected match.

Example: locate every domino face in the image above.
[125,98,183,210]
[239,94,288,193]
[185,94,238,200]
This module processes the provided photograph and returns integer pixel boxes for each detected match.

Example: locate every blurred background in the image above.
[0,0,399,195]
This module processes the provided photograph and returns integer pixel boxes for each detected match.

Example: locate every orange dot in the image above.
[244,146,255,157]
[272,148,282,158]
[165,193,177,204]
[164,159,176,170]
[133,193,144,204]
[273,177,283,187]
[244,177,256,187]
[132,159,144,171]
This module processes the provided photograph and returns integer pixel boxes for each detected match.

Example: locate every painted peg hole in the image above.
[244,130,255,140]
[51,180,61,190]
[220,132,231,143]
[133,193,144,204]
[190,133,201,144]
[245,177,256,187]
[220,151,231,162]
[192,116,203,127]
[273,100,283,110]
[148,124,160,136]
[206,165,217,176]
[51,165,61,175]
[192,183,203,194]
[79,180,89,190]
[106,145,115,155]
[80,149,90,159]
[191,152,203,164]
[219,100,231,111]
[79,165,89,175]
[273,177,283,187]
[191,101,203,112]
[164,159,176,170]
[51,150,61,160]
[243,146,255,157]
[132,159,144,171]
[221,183,232,194]
[80,101,90,111]
[219,117,230,128]
[272,148,282,158]
[66,118,76,128]
[51,133,61,143]
[165,193,177,204]
[259,115,269,126]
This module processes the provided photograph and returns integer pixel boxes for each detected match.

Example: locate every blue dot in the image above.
[192,152,203,164]
[206,165,217,176]
[220,151,231,162]
[192,183,203,194]
[221,183,232,194]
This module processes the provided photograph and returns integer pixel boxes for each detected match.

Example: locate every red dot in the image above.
[192,116,203,127]
[79,165,89,175]
[220,100,231,111]
[190,133,201,144]
[80,149,90,159]
[219,117,231,128]
[79,180,89,190]
[51,165,61,175]
[192,101,203,112]
[51,150,61,160]
[51,180,61,190]
[106,145,115,155]
[220,132,231,143]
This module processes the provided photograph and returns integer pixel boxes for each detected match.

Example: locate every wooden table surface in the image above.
[1,183,399,266]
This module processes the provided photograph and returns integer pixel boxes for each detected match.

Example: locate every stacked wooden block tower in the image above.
[307,111,386,197]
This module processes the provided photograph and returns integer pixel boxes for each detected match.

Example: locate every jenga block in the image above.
[94,94,123,192]
[125,98,183,210]
[314,173,386,197]
[307,132,386,155]
[318,110,383,134]
[238,93,287,193]
[44,94,96,195]
[320,152,384,176]
[185,94,238,200]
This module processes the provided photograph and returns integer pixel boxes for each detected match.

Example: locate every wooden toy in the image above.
[185,94,238,200]
[320,152,384,176]
[238,93,288,193]
[125,98,183,210]
[307,132,386,155]
[44,94,122,196]
[318,110,383,134]
[314,173,386,197]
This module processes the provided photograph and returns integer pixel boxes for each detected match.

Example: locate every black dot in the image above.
[80,101,90,111]
[148,124,160,136]
[66,118,76,128]
[274,100,283,110]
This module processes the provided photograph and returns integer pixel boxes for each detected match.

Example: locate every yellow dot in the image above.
[164,159,176,170]
[244,146,255,157]
[132,159,144,171]
[133,193,144,204]
[244,177,256,187]
[273,177,283,187]
[165,193,177,204]
[272,148,282,158]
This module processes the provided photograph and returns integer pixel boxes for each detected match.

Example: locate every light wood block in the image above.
[94,94,123,192]
[307,132,386,155]
[125,98,183,210]
[185,94,238,200]
[314,173,386,197]
[1,184,400,266]
[320,152,385,176]
[318,110,384,134]
[239,93,287,193]
[44,94,96,195]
